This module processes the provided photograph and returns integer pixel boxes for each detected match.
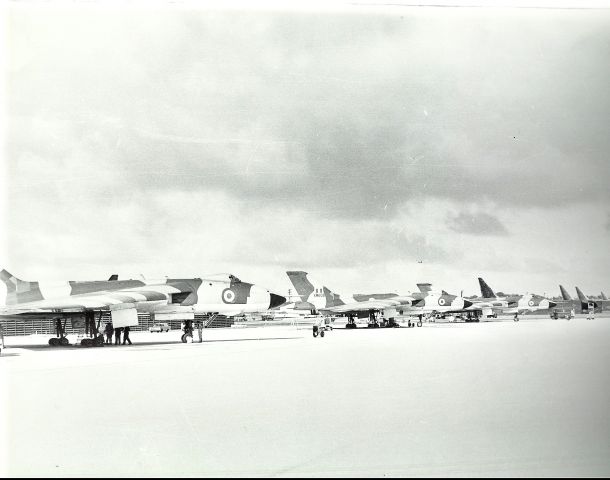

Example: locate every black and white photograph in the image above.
[1,0,609,477]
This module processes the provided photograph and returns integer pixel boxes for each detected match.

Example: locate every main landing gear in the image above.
[48,311,106,348]
[181,319,194,343]
[346,314,357,329]
[367,311,380,328]
[80,311,105,347]
[49,318,70,346]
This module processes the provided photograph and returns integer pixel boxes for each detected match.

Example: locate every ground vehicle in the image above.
[149,323,170,333]
[312,317,333,337]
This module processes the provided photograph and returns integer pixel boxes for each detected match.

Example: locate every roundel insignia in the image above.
[222,288,236,304]
[438,298,446,306]
[528,299,534,307]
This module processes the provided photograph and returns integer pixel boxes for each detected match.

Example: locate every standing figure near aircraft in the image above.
[196,321,203,343]
[123,326,132,345]
[114,327,122,345]
[104,322,113,344]
[55,318,63,337]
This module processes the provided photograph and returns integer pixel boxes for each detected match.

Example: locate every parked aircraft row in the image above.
[556,285,610,314]
[0,269,285,346]
[0,267,605,347]
[282,272,558,327]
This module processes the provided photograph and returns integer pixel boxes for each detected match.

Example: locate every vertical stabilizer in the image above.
[286,271,315,302]
[575,287,588,303]
[601,292,607,301]
[0,269,44,305]
[417,283,433,294]
[559,285,572,301]
[478,277,496,299]
[323,286,345,307]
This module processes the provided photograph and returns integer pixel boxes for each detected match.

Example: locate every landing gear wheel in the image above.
[181,334,187,343]
[320,330,325,338]
[95,335,104,346]
[60,337,70,346]
[81,338,92,347]
[312,327,319,338]
[417,320,422,327]
[49,337,59,346]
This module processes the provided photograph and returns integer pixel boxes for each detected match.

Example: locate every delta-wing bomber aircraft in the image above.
[472,277,556,319]
[557,285,609,314]
[285,271,474,328]
[0,269,285,346]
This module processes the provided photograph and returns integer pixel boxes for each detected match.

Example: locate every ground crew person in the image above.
[114,327,122,345]
[123,326,132,345]
[196,321,203,343]
[56,318,63,338]
[104,322,113,344]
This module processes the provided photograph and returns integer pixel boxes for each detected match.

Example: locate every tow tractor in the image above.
[312,316,333,338]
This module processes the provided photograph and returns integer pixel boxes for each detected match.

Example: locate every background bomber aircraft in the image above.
[557,285,609,314]
[471,277,556,318]
[0,268,285,346]
[285,271,474,327]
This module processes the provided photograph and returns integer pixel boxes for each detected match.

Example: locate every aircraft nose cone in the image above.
[269,293,286,309]
[464,300,473,308]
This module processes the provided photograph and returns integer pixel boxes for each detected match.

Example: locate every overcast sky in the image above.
[1,2,609,299]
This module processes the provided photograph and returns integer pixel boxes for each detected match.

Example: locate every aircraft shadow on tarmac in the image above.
[3,336,303,351]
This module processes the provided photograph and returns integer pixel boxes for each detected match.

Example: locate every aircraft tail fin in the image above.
[559,285,572,301]
[108,274,118,281]
[417,283,433,294]
[575,287,588,303]
[0,269,43,305]
[478,277,496,299]
[601,292,608,301]
[323,286,345,307]
[286,271,315,302]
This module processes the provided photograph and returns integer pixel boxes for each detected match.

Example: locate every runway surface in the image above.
[1,316,610,477]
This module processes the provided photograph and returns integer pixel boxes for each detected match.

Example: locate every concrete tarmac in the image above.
[1,316,609,477]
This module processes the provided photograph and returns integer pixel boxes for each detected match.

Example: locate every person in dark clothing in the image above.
[114,327,122,345]
[123,326,132,345]
[104,322,113,344]
[56,318,63,338]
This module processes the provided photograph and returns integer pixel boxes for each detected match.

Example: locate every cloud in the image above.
[3,6,610,295]
[6,8,610,224]
[447,212,509,236]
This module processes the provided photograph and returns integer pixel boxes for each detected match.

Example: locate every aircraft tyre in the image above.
[60,337,70,346]
[417,320,422,327]
[181,334,187,343]
[81,338,92,347]
[95,335,104,347]
[49,337,59,346]
[320,329,325,338]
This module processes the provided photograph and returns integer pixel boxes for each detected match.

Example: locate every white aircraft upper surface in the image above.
[0,269,285,345]
[285,271,474,320]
